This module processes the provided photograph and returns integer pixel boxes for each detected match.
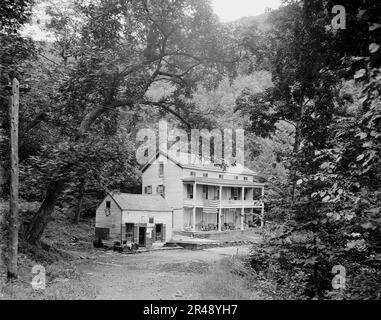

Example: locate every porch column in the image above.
[192,207,196,232]
[192,183,197,232]
[218,185,222,232]
[241,187,245,231]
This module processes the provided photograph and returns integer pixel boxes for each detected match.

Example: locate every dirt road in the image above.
[78,246,251,300]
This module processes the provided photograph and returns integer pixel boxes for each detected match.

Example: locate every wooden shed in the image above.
[95,193,173,249]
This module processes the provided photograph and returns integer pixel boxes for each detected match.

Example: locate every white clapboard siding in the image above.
[95,195,122,243]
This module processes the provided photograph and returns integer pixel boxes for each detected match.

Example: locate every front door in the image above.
[139,227,146,247]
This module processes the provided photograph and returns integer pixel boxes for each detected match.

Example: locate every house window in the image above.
[231,187,238,200]
[203,173,208,178]
[190,171,196,177]
[159,162,164,177]
[235,176,239,180]
[214,187,220,200]
[253,188,262,200]
[155,224,164,242]
[147,186,152,194]
[244,177,248,181]
[187,184,194,199]
[202,185,209,199]
[149,217,154,224]
[125,224,134,242]
[106,201,111,209]
[157,185,165,198]
[219,174,224,179]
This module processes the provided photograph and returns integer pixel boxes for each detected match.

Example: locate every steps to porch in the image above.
[174,228,263,240]
[166,229,263,250]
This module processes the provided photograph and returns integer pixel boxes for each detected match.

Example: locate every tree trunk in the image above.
[24,180,65,245]
[289,96,306,206]
[73,180,85,225]
[26,99,116,244]
[290,121,301,205]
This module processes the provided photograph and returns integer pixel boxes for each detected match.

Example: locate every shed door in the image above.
[155,224,163,242]
[139,227,146,246]
[133,225,139,244]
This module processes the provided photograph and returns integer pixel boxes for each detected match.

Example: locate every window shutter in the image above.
[121,224,126,244]
[162,224,166,242]
[133,225,139,243]
[152,226,156,242]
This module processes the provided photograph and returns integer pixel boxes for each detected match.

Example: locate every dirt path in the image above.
[78,246,251,300]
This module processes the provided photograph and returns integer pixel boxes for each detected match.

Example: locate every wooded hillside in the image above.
[0,0,380,300]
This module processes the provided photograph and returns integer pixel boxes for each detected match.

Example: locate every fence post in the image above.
[7,78,19,279]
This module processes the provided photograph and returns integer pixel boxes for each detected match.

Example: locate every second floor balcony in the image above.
[183,177,265,209]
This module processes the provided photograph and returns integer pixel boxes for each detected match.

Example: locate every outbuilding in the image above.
[95,192,173,249]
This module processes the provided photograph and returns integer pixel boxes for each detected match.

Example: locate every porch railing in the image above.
[183,198,263,208]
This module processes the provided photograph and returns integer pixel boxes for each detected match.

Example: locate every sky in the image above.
[211,0,282,22]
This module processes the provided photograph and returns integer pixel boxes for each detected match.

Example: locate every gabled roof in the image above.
[141,149,260,177]
[109,193,172,212]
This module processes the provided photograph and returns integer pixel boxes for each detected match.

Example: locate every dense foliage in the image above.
[238,0,381,299]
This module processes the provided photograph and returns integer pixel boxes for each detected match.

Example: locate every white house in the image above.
[141,150,265,233]
[95,150,265,248]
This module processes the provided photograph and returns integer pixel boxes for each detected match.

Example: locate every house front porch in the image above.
[182,207,264,233]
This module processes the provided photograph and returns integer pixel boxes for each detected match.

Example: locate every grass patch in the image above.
[198,253,299,300]
[0,204,97,300]
[0,244,97,300]
[198,255,265,300]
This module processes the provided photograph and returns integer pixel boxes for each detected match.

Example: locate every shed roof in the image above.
[110,193,172,212]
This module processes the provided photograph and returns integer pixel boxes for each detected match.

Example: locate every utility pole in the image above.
[7,78,20,279]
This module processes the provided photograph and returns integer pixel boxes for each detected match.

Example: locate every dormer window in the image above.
[203,173,208,178]
[244,177,248,181]
[190,171,196,177]
[219,174,224,179]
